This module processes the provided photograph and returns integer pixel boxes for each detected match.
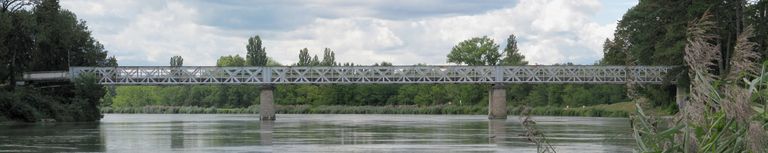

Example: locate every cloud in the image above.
[266,0,616,65]
[64,1,248,66]
[61,0,628,66]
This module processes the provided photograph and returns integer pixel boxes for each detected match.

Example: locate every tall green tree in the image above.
[321,48,335,66]
[447,36,501,66]
[500,34,528,66]
[31,0,108,71]
[0,1,34,88]
[297,48,310,66]
[599,38,626,65]
[245,35,268,66]
[105,56,118,67]
[0,0,113,122]
[170,55,183,67]
[746,0,768,57]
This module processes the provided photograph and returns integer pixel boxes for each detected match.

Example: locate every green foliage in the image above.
[297,48,310,66]
[101,104,628,117]
[501,34,528,66]
[746,1,768,58]
[0,77,105,122]
[372,61,393,66]
[0,0,110,122]
[246,35,268,66]
[216,55,246,66]
[110,85,260,108]
[311,55,320,66]
[447,36,501,66]
[105,56,118,67]
[601,0,768,109]
[1,2,36,87]
[31,0,109,71]
[170,55,183,67]
[321,48,335,66]
[102,105,260,114]
[632,10,768,152]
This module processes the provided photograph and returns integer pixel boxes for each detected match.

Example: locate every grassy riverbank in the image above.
[101,102,646,117]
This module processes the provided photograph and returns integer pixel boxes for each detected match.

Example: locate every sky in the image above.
[60,0,638,66]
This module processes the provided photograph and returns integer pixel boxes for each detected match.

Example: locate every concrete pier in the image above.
[488,84,507,119]
[260,85,276,121]
[676,85,687,110]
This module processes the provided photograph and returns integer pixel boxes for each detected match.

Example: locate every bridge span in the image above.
[23,66,678,120]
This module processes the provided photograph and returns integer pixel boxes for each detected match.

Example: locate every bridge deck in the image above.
[52,66,675,85]
[22,71,70,81]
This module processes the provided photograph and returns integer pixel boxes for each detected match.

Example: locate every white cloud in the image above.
[61,0,623,66]
[266,0,616,65]
[65,1,249,66]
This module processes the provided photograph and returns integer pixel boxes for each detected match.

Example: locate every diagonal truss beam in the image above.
[68,66,675,85]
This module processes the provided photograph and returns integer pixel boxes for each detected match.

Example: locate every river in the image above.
[0,114,635,152]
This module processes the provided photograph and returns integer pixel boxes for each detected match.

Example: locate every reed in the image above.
[632,11,768,152]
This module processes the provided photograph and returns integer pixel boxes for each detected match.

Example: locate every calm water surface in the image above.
[0,114,635,152]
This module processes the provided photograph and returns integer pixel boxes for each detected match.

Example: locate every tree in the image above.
[170,55,183,67]
[216,55,246,67]
[373,61,393,66]
[447,36,500,66]
[746,1,768,58]
[0,4,34,88]
[169,55,183,77]
[31,0,108,71]
[297,48,310,66]
[599,38,626,65]
[1,0,35,13]
[311,55,320,66]
[246,35,268,66]
[321,48,335,66]
[500,34,528,66]
[105,56,118,67]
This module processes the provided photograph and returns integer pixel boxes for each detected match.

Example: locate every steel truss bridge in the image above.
[22,65,678,120]
[19,66,677,85]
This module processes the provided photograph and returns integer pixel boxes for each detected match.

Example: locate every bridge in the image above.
[23,65,678,120]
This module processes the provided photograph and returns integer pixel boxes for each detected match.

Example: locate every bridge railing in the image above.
[69,66,674,85]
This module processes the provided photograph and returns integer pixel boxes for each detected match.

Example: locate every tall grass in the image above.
[632,12,768,152]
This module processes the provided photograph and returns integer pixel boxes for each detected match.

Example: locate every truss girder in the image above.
[69,66,673,85]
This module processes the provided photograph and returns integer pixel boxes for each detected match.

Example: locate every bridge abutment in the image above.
[260,85,276,121]
[488,84,507,119]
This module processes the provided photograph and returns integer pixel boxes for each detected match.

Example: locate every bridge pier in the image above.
[260,85,276,121]
[676,84,688,110]
[488,84,507,119]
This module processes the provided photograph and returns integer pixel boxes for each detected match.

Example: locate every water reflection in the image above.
[260,120,273,145]
[170,121,184,148]
[488,119,506,144]
[0,114,635,152]
[0,123,104,152]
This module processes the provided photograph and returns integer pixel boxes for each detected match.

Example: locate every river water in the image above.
[0,114,635,152]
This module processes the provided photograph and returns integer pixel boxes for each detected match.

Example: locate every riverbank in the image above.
[101,102,643,117]
[0,86,103,123]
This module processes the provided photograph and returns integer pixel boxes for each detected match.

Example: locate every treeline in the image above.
[107,34,629,110]
[101,105,630,117]
[601,0,768,108]
[108,83,627,108]
[0,0,112,122]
